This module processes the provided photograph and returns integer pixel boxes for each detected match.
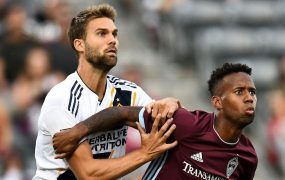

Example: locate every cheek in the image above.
[253,97,257,106]
[223,98,241,112]
[86,43,100,54]
[86,37,104,49]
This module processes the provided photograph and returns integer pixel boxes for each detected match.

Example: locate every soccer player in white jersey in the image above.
[33,4,180,180]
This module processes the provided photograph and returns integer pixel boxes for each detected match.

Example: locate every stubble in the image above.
[85,42,117,72]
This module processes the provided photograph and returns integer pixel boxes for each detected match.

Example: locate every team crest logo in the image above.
[115,98,122,107]
[226,157,238,178]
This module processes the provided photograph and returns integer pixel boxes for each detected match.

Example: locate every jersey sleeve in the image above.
[139,108,198,142]
[240,160,257,180]
[39,107,79,137]
[240,142,258,180]
[171,108,198,141]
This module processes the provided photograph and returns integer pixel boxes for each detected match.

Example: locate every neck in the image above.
[214,113,242,144]
[77,58,107,101]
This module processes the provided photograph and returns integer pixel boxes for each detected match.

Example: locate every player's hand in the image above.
[137,114,178,161]
[145,97,182,122]
[53,127,81,159]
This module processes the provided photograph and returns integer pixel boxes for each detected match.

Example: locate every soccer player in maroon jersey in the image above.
[53,63,258,179]
[140,63,258,180]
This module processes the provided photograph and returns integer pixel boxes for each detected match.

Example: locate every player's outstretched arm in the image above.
[53,97,181,158]
[53,106,142,158]
[67,115,177,180]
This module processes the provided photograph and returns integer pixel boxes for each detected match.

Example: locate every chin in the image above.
[106,56,117,64]
[241,115,255,126]
[106,60,117,70]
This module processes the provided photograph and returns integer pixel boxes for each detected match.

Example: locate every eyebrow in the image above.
[95,28,118,33]
[249,87,256,91]
[234,87,256,91]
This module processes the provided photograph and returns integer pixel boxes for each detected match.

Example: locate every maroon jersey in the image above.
[140,108,258,180]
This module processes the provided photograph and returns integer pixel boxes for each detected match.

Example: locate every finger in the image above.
[161,124,176,142]
[54,146,64,154]
[52,139,58,146]
[55,153,69,159]
[145,102,154,114]
[53,145,57,151]
[166,106,176,118]
[177,100,182,108]
[53,131,65,138]
[150,114,161,134]
[151,104,159,119]
[161,140,178,151]
[160,108,169,122]
[136,122,146,135]
[53,141,58,151]
[158,118,173,137]
[54,148,65,154]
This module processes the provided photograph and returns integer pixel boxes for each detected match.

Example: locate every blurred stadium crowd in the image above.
[0,0,285,179]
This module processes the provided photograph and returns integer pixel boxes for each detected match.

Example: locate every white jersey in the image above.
[33,72,152,180]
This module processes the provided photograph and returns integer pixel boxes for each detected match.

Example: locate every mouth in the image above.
[245,107,255,115]
[105,48,117,55]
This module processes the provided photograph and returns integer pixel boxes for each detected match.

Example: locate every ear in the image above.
[74,39,84,53]
[211,96,223,111]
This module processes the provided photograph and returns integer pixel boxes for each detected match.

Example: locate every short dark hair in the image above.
[68,4,117,52]
[208,63,252,96]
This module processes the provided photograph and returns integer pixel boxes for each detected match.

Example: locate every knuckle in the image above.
[160,127,166,132]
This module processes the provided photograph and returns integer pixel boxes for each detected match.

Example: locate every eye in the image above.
[113,31,118,38]
[97,31,106,37]
[235,90,242,95]
[249,90,256,96]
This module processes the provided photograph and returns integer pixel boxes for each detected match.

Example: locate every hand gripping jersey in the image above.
[33,72,152,180]
[139,108,258,180]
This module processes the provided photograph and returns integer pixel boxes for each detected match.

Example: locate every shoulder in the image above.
[238,135,258,171]
[107,74,152,106]
[174,108,213,119]
[42,73,82,111]
[38,74,82,132]
[173,108,214,130]
[107,74,138,90]
[171,108,213,141]
[240,135,258,159]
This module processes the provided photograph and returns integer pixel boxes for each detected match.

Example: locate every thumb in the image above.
[136,122,146,135]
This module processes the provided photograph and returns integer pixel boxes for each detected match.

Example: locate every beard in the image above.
[85,42,117,72]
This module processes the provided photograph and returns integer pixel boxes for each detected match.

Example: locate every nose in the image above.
[244,91,254,103]
[108,34,117,45]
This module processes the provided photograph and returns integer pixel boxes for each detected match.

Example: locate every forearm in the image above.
[90,150,149,179]
[90,150,150,179]
[68,143,150,180]
[75,106,143,139]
